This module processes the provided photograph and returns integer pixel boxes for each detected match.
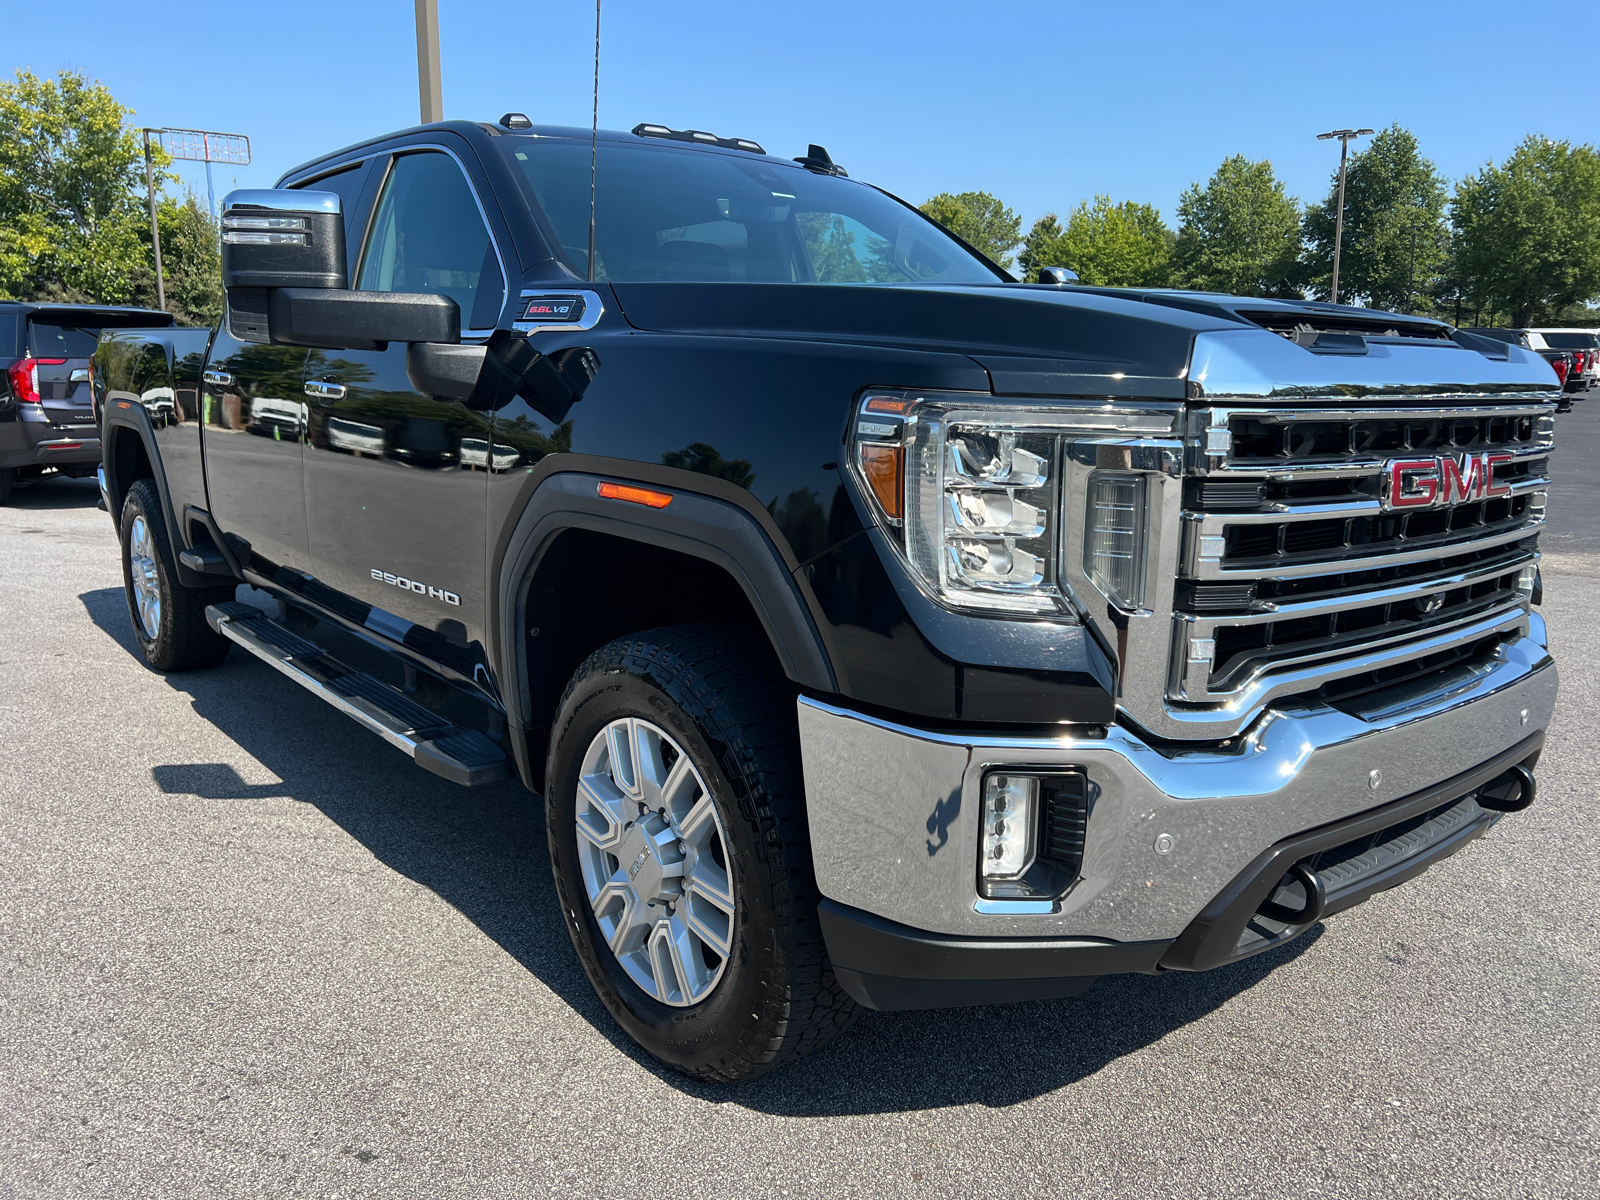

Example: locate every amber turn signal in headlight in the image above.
[858,443,903,520]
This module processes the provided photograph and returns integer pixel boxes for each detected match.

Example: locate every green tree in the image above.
[137,194,223,326]
[1451,134,1600,326]
[1021,196,1171,287]
[919,191,1021,270]
[1018,212,1067,278]
[0,69,154,303]
[1302,125,1449,310]
[1172,155,1302,297]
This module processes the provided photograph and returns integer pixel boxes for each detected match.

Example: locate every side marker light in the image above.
[598,481,673,509]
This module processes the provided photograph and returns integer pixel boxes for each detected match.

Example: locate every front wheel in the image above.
[119,479,234,671]
[546,625,857,1081]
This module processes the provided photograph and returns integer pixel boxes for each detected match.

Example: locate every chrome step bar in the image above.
[204,602,511,786]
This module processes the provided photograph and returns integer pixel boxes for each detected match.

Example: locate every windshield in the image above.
[1538,332,1600,349]
[499,138,1002,285]
[28,321,103,357]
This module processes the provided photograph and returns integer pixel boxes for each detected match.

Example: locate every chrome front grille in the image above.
[1170,402,1553,711]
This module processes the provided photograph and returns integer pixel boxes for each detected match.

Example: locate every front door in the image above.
[202,329,311,578]
[301,148,507,683]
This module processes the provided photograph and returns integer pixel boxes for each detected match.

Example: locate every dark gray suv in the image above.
[0,302,174,503]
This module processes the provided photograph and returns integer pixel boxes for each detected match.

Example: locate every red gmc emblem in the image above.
[1383,452,1514,510]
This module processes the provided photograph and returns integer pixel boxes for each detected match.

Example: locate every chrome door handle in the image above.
[203,369,234,387]
[304,380,346,402]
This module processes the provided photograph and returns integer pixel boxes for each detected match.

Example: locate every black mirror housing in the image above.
[267,290,461,351]
[221,189,346,290]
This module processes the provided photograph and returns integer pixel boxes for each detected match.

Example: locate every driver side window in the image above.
[358,151,507,331]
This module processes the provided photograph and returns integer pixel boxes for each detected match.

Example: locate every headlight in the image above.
[850,391,1069,616]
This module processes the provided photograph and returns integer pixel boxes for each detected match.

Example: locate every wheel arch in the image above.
[491,462,844,789]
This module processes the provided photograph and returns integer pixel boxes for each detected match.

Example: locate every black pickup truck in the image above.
[95,116,1560,1081]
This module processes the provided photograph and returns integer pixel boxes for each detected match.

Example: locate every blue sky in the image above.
[9,0,1593,232]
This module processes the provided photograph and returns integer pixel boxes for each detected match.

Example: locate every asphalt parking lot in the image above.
[3,402,1598,1200]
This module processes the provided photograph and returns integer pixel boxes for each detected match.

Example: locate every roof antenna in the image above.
[587,0,601,282]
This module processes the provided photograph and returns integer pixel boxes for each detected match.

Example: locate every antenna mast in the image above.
[588,0,601,282]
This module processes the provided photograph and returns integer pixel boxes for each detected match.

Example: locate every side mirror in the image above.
[1037,266,1080,285]
[222,189,346,290]
[220,188,463,351]
[269,290,460,352]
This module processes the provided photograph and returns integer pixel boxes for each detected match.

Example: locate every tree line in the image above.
[3,70,1597,328]
[920,125,1600,327]
[0,70,222,325]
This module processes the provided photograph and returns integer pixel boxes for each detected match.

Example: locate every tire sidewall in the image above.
[547,656,783,1073]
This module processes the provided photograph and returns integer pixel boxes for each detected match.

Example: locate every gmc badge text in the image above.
[92,116,1560,1082]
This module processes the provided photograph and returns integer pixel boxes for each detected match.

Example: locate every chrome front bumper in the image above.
[798,616,1557,943]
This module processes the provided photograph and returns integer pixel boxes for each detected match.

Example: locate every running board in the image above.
[204,602,511,786]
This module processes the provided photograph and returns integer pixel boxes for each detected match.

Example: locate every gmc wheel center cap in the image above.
[618,813,683,906]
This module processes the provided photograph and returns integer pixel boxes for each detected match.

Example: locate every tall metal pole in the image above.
[142,130,166,312]
[1318,128,1373,306]
[415,0,443,124]
[1331,138,1349,305]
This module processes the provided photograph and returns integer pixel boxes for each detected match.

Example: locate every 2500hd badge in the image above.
[370,568,461,606]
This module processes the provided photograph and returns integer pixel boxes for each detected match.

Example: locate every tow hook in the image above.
[1476,763,1537,813]
[1257,861,1327,926]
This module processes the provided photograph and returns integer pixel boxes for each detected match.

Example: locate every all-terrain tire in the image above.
[119,479,234,671]
[546,624,858,1081]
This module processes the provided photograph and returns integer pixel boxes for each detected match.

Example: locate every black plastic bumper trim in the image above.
[818,898,1169,1011]
[1159,730,1544,973]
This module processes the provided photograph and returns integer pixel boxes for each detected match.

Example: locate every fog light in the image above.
[981,774,1038,886]
[1084,471,1147,610]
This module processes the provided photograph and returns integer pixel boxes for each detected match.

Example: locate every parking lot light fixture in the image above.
[1318,127,1374,305]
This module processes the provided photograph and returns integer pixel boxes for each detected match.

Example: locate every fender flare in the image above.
[491,458,843,734]
[99,399,213,590]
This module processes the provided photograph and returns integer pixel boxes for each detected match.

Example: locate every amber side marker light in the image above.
[864,396,916,415]
[858,444,903,520]
[598,480,673,508]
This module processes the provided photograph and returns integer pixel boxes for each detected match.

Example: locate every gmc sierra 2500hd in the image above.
[95,116,1560,1082]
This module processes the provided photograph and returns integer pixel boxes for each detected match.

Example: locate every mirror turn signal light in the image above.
[598,481,673,508]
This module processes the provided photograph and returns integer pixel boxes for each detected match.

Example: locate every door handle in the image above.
[203,369,234,387]
[304,380,346,403]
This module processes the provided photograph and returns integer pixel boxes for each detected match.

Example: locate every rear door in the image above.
[299,146,505,682]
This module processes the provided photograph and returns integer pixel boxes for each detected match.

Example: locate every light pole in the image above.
[1404,221,1422,314]
[141,128,252,309]
[1317,127,1373,305]
[415,0,443,124]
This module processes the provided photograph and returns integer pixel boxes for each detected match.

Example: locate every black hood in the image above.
[608,282,1247,400]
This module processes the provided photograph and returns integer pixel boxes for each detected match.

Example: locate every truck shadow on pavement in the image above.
[84,585,1321,1115]
[6,476,103,509]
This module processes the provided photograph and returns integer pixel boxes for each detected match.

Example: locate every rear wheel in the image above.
[546,624,857,1081]
[119,479,234,671]
[0,467,13,504]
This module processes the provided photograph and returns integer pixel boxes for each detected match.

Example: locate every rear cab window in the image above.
[499,138,1002,285]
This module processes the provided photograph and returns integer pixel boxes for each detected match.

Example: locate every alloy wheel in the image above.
[129,514,161,641]
[574,717,736,1006]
